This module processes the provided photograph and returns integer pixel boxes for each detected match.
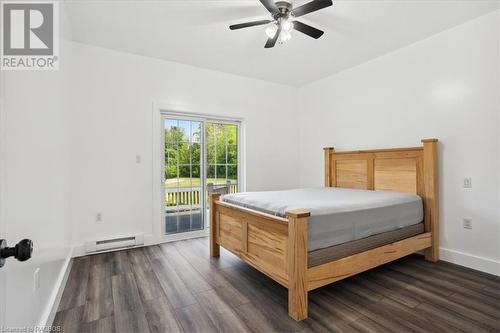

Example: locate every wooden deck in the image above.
[54,237,500,332]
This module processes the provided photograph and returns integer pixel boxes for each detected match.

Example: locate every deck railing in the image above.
[166,184,238,207]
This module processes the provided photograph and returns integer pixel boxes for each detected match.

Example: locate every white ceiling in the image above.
[65,0,499,86]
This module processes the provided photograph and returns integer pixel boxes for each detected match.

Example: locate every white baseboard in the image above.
[37,247,74,329]
[71,237,500,277]
[440,247,500,276]
[72,234,157,258]
[72,232,207,258]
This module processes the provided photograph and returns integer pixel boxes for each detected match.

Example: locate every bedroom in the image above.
[0,0,499,331]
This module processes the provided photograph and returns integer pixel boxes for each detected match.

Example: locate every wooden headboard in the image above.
[323,139,439,261]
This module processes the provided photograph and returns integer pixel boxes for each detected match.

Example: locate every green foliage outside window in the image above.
[165,122,237,182]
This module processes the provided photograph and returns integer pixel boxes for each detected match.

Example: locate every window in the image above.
[206,123,238,192]
[162,116,241,237]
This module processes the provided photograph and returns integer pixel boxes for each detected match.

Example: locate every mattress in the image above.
[221,187,423,252]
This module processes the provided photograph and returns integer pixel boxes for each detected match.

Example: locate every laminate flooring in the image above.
[54,237,500,332]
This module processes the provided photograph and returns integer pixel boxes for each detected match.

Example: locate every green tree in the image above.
[165,126,188,179]
[165,123,237,182]
[206,124,237,182]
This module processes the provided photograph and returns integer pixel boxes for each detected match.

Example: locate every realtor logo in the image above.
[1,1,59,70]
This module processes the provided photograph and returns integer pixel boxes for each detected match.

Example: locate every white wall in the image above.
[69,42,299,251]
[0,40,72,331]
[298,11,500,275]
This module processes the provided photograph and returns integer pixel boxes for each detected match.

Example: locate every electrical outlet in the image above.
[463,177,472,188]
[33,268,40,292]
[136,155,141,164]
[463,218,472,230]
[96,213,102,222]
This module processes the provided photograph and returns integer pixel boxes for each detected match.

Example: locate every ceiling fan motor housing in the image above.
[275,1,292,14]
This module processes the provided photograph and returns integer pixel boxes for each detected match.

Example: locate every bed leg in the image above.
[289,283,308,321]
[287,210,310,321]
[422,139,439,262]
[210,193,221,257]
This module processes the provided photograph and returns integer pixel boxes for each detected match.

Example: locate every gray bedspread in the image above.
[221,187,423,252]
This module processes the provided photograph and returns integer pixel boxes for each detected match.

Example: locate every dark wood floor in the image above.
[54,237,500,333]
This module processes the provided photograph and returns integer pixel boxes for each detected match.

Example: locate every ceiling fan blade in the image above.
[230,19,272,30]
[292,0,333,18]
[259,0,280,14]
[265,26,282,48]
[293,21,324,39]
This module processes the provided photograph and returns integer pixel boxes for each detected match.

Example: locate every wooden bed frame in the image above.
[209,139,439,321]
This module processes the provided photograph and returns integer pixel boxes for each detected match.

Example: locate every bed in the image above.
[209,139,439,321]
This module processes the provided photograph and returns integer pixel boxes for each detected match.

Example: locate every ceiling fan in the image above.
[229,0,333,48]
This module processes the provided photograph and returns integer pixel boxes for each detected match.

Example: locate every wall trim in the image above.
[37,247,74,329]
[440,247,500,276]
[0,49,7,327]
[71,232,208,258]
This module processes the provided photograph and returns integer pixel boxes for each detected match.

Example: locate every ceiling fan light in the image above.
[280,31,292,43]
[281,19,294,32]
[265,24,278,38]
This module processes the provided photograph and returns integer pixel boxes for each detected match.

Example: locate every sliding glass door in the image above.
[206,122,239,201]
[164,119,204,235]
[163,116,240,238]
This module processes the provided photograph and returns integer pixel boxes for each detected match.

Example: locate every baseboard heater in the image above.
[84,235,144,253]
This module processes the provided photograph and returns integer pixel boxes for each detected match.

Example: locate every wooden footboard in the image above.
[210,195,433,321]
[210,193,310,320]
[209,138,439,321]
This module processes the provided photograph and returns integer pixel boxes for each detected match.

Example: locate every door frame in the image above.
[0,69,6,326]
[152,104,244,243]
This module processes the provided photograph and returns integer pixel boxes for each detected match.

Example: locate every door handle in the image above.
[0,239,33,268]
